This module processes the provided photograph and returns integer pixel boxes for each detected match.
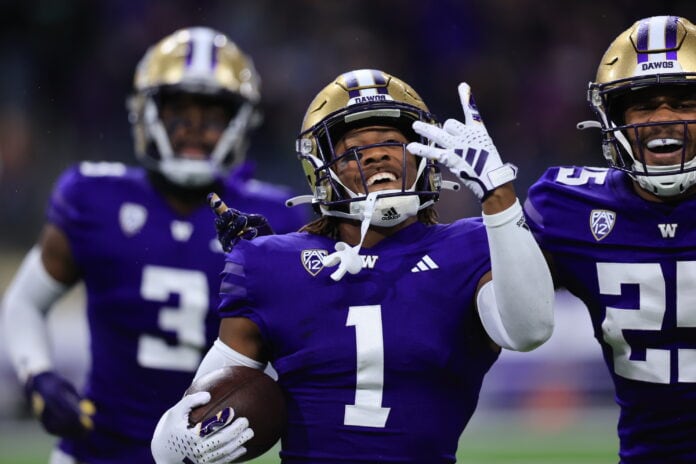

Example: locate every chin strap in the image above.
[322,192,380,281]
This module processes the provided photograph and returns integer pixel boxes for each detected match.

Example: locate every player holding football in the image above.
[522,15,696,463]
[151,69,554,463]
[0,27,306,463]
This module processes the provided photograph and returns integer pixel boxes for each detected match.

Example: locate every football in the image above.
[185,365,287,462]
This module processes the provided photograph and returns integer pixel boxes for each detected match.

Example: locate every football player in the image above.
[0,27,307,463]
[523,15,696,463]
[151,69,554,463]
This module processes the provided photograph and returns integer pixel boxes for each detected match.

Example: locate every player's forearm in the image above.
[481,199,555,351]
[1,247,67,382]
[481,183,517,214]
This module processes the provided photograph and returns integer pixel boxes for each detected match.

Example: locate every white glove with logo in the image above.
[407,82,517,200]
[151,391,253,464]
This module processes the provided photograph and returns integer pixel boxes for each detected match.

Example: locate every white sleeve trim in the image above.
[1,247,69,382]
[193,338,265,381]
[479,199,554,351]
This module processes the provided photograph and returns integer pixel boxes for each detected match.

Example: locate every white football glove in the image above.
[407,82,517,200]
[151,391,253,464]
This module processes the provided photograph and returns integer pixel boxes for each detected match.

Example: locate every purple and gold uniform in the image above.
[525,166,696,463]
[47,161,306,463]
[218,219,499,464]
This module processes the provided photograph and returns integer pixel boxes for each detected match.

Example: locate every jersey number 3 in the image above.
[137,265,208,371]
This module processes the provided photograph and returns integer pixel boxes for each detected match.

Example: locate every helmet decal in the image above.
[344,69,392,105]
[635,16,679,60]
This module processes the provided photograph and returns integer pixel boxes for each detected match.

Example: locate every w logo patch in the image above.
[590,209,616,241]
[658,223,678,238]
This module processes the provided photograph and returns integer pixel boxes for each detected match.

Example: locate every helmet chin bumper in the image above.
[159,158,219,187]
[632,160,696,197]
[349,192,421,227]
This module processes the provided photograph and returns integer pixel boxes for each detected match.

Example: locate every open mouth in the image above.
[366,171,398,188]
[645,138,684,154]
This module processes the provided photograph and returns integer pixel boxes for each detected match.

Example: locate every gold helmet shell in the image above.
[132,27,260,101]
[295,69,441,219]
[587,16,696,196]
[128,27,261,187]
[594,16,696,92]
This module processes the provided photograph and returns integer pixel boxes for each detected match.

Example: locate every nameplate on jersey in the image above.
[590,209,615,241]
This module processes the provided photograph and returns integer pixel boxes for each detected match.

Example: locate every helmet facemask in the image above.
[590,80,696,197]
[136,88,256,187]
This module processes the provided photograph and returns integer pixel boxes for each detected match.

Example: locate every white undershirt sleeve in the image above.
[193,338,265,381]
[1,247,69,383]
[478,199,554,351]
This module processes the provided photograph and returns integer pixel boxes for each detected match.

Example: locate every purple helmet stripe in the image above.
[344,72,361,99]
[372,70,388,95]
[210,42,218,68]
[185,41,194,67]
[636,19,650,63]
[665,16,679,60]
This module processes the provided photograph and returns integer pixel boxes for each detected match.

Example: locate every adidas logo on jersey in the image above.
[411,255,439,272]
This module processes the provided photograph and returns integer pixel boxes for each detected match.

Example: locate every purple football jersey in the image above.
[45,161,307,463]
[218,220,499,463]
[525,166,696,463]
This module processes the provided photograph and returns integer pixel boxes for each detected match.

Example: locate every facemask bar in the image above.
[587,75,696,195]
[138,92,256,187]
[307,142,438,219]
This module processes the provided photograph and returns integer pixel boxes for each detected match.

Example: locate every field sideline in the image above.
[0,407,618,463]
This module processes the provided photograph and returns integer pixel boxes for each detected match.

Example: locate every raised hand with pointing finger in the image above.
[407,82,517,201]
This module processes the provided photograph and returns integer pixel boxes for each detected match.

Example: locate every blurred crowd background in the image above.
[2,0,695,248]
[1,0,696,459]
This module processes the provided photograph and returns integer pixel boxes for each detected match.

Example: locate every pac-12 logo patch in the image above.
[119,202,147,236]
[302,249,328,276]
[590,209,616,241]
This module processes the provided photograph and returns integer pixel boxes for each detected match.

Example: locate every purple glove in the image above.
[208,193,274,252]
[25,371,95,438]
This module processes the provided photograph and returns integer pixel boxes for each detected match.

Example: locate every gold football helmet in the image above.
[295,69,442,226]
[128,27,261,187]
[587,15,696,196]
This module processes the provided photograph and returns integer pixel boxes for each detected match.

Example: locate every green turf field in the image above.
[0,407,618,463]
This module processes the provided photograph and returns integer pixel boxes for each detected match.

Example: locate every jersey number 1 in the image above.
[344,305,391,428]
